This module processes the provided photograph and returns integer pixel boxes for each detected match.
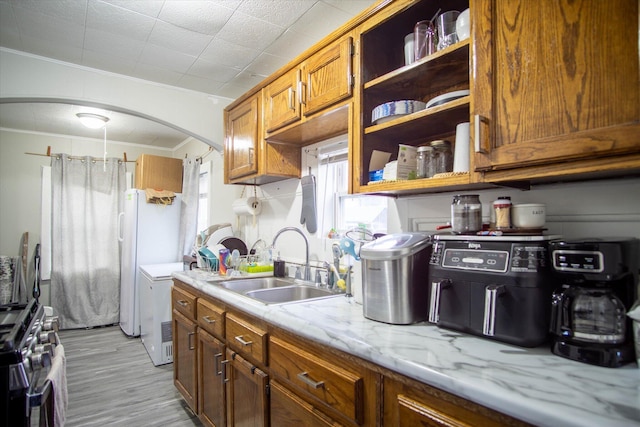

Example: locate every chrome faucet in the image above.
[272,227,311,281]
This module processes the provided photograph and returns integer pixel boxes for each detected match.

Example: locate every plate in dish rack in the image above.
[372,100,426,125]
[425,90,470,108]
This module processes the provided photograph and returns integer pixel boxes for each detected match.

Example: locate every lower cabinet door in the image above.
[198,329,226,427]
[173,309,197,413]
[225,349,269,426]
[270,380,340,427]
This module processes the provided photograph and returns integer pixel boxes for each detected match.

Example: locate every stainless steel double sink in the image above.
[212,276,341,305]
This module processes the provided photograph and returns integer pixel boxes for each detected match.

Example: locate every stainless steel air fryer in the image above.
[360,233,432,324]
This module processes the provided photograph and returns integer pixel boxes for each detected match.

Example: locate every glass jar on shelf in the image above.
[416,145,434,178]
[430,140,453,175]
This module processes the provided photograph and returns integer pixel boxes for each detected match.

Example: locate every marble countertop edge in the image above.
[173,270,639,427]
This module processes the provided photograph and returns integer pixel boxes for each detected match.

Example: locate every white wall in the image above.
[235,137,640,301]
[0,49,231,149]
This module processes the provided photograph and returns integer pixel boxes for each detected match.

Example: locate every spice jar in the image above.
[451,194,482,234]
[493,196,512,229]
[431,140,453,175]
[416,145,434,178]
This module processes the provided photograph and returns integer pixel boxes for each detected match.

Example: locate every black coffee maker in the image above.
[549,237,639,367]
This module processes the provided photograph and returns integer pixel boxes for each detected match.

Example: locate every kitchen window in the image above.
[318,143,387,237]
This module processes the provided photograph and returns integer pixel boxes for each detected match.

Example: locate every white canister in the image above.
[512,204,546,228]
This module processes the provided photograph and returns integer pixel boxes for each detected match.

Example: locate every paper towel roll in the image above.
[453,122,470,172]
[232,197,262,216]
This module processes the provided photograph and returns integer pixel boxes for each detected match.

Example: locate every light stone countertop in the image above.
[174,269,640,427]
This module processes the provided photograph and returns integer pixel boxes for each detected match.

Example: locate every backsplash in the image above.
[397,177,640,240]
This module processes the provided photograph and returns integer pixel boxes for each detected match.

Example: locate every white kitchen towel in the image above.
[46,342,68,427]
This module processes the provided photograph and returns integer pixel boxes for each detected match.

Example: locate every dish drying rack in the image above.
[196,251,273,275]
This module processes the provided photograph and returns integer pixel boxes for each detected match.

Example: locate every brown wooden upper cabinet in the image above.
[264,35,354,135]
[471,0,640,182]
[224,93,301,185]
[225,94,259,181]
[352,0,639,195]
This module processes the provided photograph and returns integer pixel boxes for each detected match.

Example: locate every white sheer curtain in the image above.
[50,154,126,329]
[179,158,201,258]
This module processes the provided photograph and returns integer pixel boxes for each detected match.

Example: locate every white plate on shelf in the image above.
[425,90,470,109]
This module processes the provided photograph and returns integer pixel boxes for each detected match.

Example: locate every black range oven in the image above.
[1,299,59,426]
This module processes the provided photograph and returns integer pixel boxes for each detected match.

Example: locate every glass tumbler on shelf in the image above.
[414,20,437,61]
[436,10,460,50]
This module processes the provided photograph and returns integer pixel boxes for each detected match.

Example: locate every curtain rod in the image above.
[25,146,134,162]
[193,146,214,162]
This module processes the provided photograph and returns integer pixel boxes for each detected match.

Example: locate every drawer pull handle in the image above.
[202,316,216,324]
[297,372,325,389]
[235,336,253,347]
[221,359,230,384]
[214,353,223,376]
[177,300,188,307]
[187,332,195,350]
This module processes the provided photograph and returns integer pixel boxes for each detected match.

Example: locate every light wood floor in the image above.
[58,325,202,427]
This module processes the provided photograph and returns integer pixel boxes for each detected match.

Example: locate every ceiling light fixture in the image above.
[76,113,109,129]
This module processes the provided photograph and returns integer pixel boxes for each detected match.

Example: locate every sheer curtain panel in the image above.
[179,158,200,258]
[50,154,126,329]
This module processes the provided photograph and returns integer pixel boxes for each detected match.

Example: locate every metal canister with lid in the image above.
[430,140,453,174]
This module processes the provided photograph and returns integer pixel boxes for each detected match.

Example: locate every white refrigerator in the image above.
[119,189,182,337]
[140,262,182,366]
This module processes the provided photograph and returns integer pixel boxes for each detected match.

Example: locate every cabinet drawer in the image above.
[225,312,268,366]
[270,380,338,427]
[270,336,363,424]
[197,298,225,339]
[172,286,196,320]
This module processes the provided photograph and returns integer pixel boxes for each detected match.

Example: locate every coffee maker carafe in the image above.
[549,237,639,367]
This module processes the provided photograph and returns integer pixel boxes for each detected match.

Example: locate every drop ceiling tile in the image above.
[289,1,352,41]
[147,20,213,57]
[158,0,235,36]
[187,57,239,81]
[215,11,284,51]
[84,27,145,62]
[86,0,156,42]
[100,0,164,18]
[178,74,226,95]
[13,7,85,50]
[265,28,317,60]
[0,2,20,47]
[245,52,288,77]
[231,69,269,88]
[199,38,260,70]
[322,0,376,15]
[215,81,255,99]
[138,43,197,73]
[236,0,315,28]
[81,49,137,76]
[12,0,87,24]
[19,34,83,64]
[134,61,184,85]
